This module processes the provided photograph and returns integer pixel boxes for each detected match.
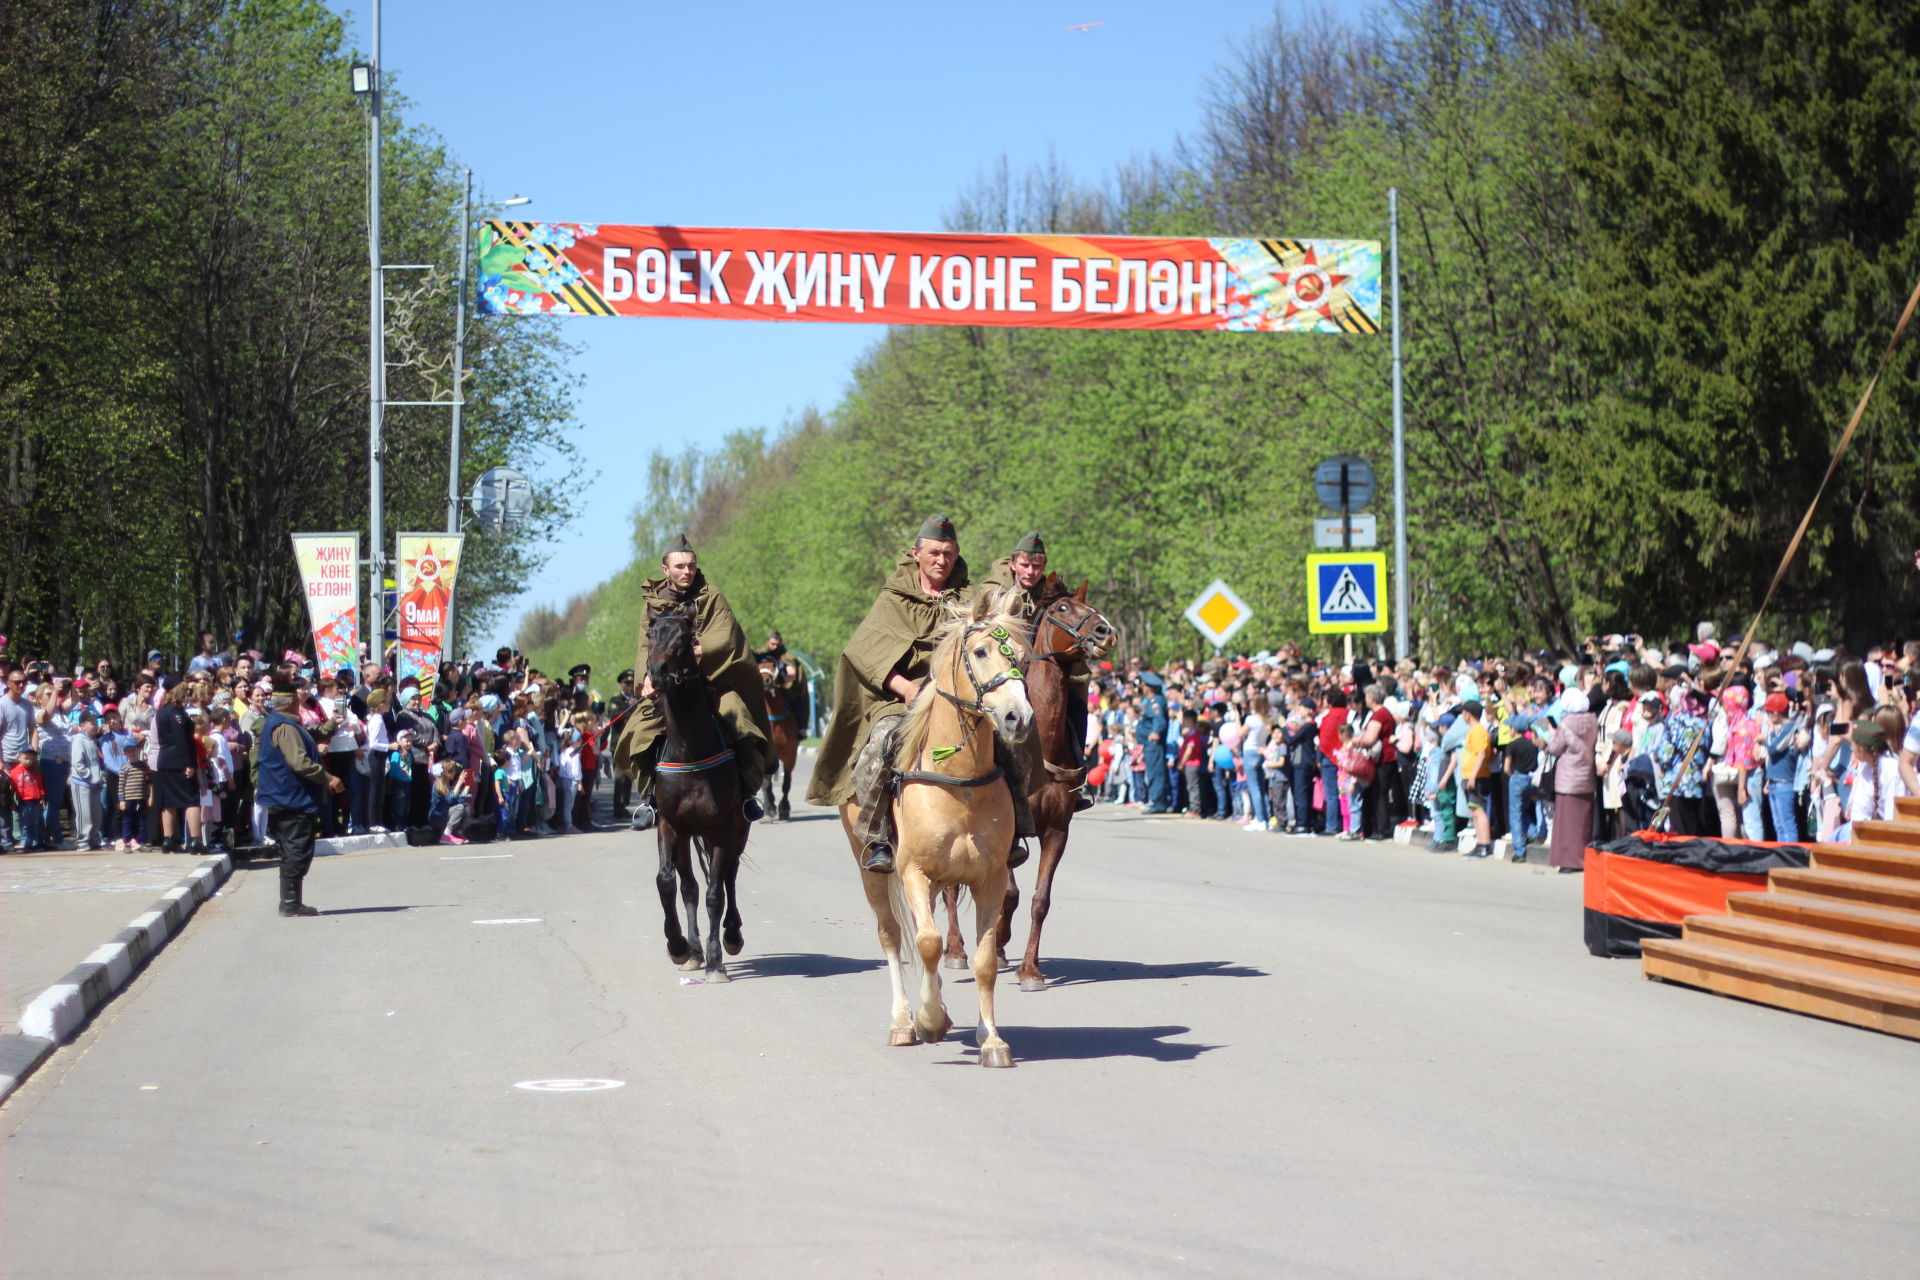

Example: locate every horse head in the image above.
[646,609,698,692]
[940,588,1034,743]
[1034,574,1118,661]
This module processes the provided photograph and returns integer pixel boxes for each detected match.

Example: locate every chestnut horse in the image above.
[757,657,802,820]
[646,610,748,982]
[842,590,1033,1066]
[942,575,1117,990]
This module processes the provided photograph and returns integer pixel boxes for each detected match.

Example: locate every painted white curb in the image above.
[1,853,233,1103]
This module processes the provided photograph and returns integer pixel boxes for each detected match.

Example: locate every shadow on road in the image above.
[1028,956,1268,987]
[940,1024,1217,1064]
[317,905,428,916]
[735,951,884,980]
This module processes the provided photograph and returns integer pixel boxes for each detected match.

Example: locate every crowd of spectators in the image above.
[0,631,632,855]
[1083,628,1920,866]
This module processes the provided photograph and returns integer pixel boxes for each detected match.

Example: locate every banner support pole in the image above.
[365,0,385,672]
[1389,187,1409,661]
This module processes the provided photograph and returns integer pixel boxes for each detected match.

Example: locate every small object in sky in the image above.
[1064,21,1105,33]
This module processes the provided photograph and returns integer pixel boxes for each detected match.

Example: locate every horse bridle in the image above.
[1031,598,1105,663]
[937,622,1026,714]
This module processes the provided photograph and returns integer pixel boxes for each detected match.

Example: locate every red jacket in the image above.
[8,761,46,802]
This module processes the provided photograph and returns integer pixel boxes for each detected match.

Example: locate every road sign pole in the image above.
[1340,463,1352,552]
[1389,187,1409,661]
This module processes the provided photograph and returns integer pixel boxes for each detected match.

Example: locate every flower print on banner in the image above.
[474,222,604,316]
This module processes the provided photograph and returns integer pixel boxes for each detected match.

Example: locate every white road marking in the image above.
[440,854,514,861]
[473,918,542,925]
[513,1079,624,1093]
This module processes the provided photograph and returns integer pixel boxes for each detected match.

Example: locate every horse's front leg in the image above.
[720,842,744,956]
[848,802,915,1046]
[778,760,792,821]
[703,842,734,982]
[972,865,1014,1068]
[1018,827,1069,992]
[903,867,950,1044]
[656,825,690,964]
[677,837,704,972]
[941,884,969,969]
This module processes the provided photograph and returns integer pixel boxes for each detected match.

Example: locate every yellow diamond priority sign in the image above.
[1185,579,1252,650]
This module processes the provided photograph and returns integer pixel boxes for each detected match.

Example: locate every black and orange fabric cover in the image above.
[1583,832,1811,958]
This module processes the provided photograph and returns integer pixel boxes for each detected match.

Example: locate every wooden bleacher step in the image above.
[1641,938,1920,1038]
[1896,795,1920,820]
[1767,866,1920,912]
[1812,842,1920,881]
[1681,914,1920,988]
[1725,890,1920,949]
[1851,819,1920,851]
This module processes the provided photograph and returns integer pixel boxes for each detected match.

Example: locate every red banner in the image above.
[476,223,1382,334]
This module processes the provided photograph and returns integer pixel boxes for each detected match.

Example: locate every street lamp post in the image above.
[361,1,385,668]
[447,180,530,534]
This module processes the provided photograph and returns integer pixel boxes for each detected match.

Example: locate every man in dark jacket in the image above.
[256,681,343,917]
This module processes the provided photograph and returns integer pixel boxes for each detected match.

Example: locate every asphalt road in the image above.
[4,761,1916,1279]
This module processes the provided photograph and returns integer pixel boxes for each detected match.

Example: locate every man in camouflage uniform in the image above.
[617,534,772,828]
[808,514,1035,872]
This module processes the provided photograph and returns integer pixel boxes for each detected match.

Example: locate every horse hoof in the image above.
[943,954,969,971]
[979,1043,1015,1069]
[1019,976,1047,993]
[679,954,705,972]
[667,940,692,964]
[777,802,790,821]
[915,1015,950,1044]
[704,966,730,983]
[888,1028,917,1047]
[723,929,744,956]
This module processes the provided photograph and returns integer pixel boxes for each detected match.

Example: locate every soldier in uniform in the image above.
[807,514,1036,873]
[616,534,772,828]
[1137,669,1173,813]
[980,530,1094,809]
[606,669,636,816]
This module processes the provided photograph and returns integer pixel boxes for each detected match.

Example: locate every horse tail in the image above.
[886,870,928,1017]
[693,835,711,880]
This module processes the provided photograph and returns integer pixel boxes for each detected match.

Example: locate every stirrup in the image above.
[629,803,657,831]
[1072,792,1094,813]
[1006,839,1030,870]
[743,795,765,822]
[862,841,895,874]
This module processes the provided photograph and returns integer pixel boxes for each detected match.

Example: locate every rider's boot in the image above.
[851,721,901,874]
[862,840,895,874]
[743,795,766,822]
[629,778,658,832]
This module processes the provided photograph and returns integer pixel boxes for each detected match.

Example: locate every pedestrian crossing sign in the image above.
[1306,552,1388,634]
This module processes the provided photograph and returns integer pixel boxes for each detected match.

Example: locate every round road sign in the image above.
[1313,454,1375,513]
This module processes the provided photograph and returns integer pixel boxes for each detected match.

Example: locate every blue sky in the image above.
[328,0,1379,654]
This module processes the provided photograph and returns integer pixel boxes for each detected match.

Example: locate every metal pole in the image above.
[443,167,471,661]
[448,168,470,534]
[1389,187,1409,661]
[366,0,385,669]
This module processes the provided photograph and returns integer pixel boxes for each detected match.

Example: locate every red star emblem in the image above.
[1281,246,1350,322]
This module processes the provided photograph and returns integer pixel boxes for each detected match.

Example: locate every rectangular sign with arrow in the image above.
[1312,514,1378,549]
[1306,552,1389,634]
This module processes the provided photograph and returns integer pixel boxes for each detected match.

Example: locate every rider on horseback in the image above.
[806,514,1037,874]
[981,532,1095,809]
[618,533,773,829]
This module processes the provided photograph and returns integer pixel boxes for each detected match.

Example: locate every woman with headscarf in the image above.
[1546,689,1602,873]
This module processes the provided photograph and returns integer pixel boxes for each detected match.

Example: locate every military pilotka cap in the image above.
[917,514,957,543]
[661,531,693,559]
[1014,531,1047,556]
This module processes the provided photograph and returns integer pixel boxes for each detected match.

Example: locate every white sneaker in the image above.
[369,825,387,834]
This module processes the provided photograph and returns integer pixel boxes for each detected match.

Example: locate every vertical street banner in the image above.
[395,534,464,697]
[291,533,361,676]
[476,222,1382,334]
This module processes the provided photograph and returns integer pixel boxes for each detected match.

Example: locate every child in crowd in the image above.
[387,730,415,829]
[9,748,49,851]
[571,712,599,831]
[555,728,582,834]
[431,759,471,845]
[492,747,519,838]
[198,716,228,852]
[69,712,106,850]
[1333,721,1374,840]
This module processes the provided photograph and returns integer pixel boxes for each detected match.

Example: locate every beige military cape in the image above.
[806,551,975,806]
[615,572,772,779]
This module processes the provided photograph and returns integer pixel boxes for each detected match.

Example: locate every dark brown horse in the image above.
[943,575,1117,991]
[757,656,802,820]
[647,611,748,982]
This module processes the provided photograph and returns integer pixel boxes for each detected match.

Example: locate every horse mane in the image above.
[1035,572,1073,607]
[894,588,1030,769]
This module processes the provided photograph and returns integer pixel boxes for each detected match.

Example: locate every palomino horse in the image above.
[757,656,802,820]
[942,575,1117,990]
[646,610,748,982]
[841,590,1033,1067]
